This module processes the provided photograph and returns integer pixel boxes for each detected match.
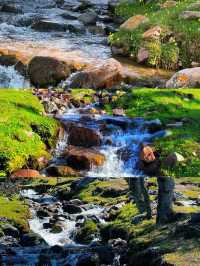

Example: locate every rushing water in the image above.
[0,65,30,88]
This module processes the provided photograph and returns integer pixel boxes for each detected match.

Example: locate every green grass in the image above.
[109,0,200,69]
[0,89,59,175]
[105,88,200,177]
[0,194,29,231]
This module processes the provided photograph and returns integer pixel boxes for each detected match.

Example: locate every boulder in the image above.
[120,15,149,31]
[20,232,46,246]
[180,11,200,20]
[67,21,86,33]
[166,67,200,88]
[68,58,123,89]
[0,55,26,75]
[137,47,149,63]
[63,203,82,214]
[67,125,102,147]
[10,169,41,178]
[31,20,66,31]
[63,146,105,170]
[1,224,19,238]
[142,26,163,40]
[46,165,80,177]
[28,56,70,87]
[78,10,98,25]
[1,4,23,14]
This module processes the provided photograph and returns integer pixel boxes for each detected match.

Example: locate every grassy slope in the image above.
[0,194,29,232]
[109,0,200,69]
[105,88,200,177]
[0,89,59,175]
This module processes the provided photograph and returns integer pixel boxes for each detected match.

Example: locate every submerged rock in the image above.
[28,56,71,87]
[78,10,98,25]
[31,20,66,31]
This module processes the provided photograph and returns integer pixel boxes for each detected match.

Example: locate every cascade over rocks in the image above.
[28,56,71,87]
[68,58,123,89]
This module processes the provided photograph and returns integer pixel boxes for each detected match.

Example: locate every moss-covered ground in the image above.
[109,0,200,69]
[0,89,59,176]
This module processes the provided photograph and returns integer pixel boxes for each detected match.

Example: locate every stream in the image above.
[0,1,169,265]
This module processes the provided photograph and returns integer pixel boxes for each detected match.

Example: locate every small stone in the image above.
[180,11,200,20]
[140,145,156,163]
[137,47,149,63]
[143,26,163,40]
[160,1,177,9]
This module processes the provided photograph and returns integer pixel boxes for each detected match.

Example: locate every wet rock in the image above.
[163,152,185,168]
[78,10,98,25]
[67,21,86,33]
[68,58,123,89]
[0,54,26,76]
[76,253,99,266]
[64,146,105,171]
[87,25,105,35]
[43,100,59,114]
[69,199,83,206]
[72,0,93,12]
[166,67,200,88]
[1,224,19,238]
[0,235,19,247]
[66,125,101,147]
[1,4,23,14]
[108,0,120,13]
[180,11,200,20]
[61,11,79,20]
[50,225,63,234]
[63,203,82,214]
[46,164,80,177]
[28,56,70,87]
[36,209,50,218]
[10,169,41,179]
[31,20,66,31]
[43,223,52,229]
[120,15,149,31]
[75,219,97,244]
[20,232,46,246]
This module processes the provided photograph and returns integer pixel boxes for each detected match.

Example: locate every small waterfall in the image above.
[0,65,30,88]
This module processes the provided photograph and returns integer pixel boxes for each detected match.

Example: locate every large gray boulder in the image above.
[166,67,200,88]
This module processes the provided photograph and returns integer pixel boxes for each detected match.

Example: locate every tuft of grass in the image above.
[0,89,59,174]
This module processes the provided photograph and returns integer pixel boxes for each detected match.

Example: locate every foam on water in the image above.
[88,128,150,178]
[0,65,30,88]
